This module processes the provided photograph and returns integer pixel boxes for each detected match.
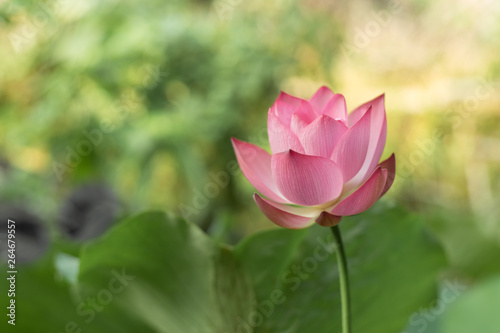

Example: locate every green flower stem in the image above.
[331,225,351,333]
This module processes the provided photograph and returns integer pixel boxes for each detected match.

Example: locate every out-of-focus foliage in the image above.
[0,205,447,333]
[0,0,500,331]
[437,274,500,333]
[78,211,254,333]
[235,203,446,333]
[0,0,343,234]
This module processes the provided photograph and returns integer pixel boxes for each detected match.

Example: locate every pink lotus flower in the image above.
[231,86,395,229]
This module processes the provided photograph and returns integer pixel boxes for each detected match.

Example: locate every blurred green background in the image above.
[0,0,499,332]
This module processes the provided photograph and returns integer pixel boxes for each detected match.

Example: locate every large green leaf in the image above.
[435,274,500,333]
[77,211,254,333]
[0,257,77,333]
[0,246,150,333]
[235,203,447,333]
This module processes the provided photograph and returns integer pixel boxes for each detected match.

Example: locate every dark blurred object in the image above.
[0,156,10,172]
[58,183,120,241]
[0,204,50,263]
